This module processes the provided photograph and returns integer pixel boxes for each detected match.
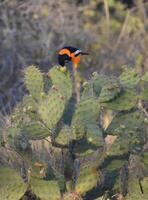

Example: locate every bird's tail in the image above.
[81,52,89,55]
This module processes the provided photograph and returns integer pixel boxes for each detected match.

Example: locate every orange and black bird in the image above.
[58,46,89,70]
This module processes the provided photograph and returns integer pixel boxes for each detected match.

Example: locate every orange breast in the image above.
[71,55,81,69]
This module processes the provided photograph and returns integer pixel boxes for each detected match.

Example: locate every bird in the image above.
[58,46,89,70]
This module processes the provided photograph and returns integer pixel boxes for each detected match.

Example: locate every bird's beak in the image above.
[81,52,89,55]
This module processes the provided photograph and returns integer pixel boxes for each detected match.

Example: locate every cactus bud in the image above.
[60,95,65,100]
[52,84,59,91]
[92,71,98,76]
[82,81,89,87]
[59,66,67,73]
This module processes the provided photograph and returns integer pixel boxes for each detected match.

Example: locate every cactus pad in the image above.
[0,167,27,200]
[103,90,137,111]
[38,89,66,130]
[126,177,148,200]
[106,136,129,156]
[106,111,147,154]
[140,89,148,101]
[55,125,75,146]
[91,73,109,97]
[72,98,100,139]
[75,166,98,195]
[22,95,37,112]
[141,71,148,82]
[30,177,61,200]
[21,122,50,139]
[48,66,72,101]
[98,80,121,103]
[86,123,104,147]
[24,65,44,100]
[119,67,140,89]
[73,139,98,158]
[106,111,146,136]
[143,152,148,168]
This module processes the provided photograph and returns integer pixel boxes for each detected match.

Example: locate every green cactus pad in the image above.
[44,74,52,93]
[73,139,98,158]
[106,111,146,136]
[0,168,27,200]
[140,89,148,101]
[5,126,20,147]
[91,73,109,97]
[103,90,137,111]
[38,89,66,130]
[72,98,100,139]
[24,65,44,101]
[11,95,37,127]
[21,95,39,121]
[143,152,148,168]
[55,125,75,146]
[78,149,103,169]
[86,123,104,147]
[106,136,129,156]
[106,111,147,154]
[57,175,67,194]
[98,81,121,103]
[126,177,148,200]
[22,95,37,112]
[30,177,61,200]
[11,103,26,125]
[141,71,148,82]
[119,67,140,89]
[48,66,72,101]
[75,166,98,195]
[21,122,50,139]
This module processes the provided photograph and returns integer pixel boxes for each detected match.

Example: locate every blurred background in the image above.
[0,0,147,115]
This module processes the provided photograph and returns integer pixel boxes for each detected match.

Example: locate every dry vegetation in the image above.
[0,0,147,114]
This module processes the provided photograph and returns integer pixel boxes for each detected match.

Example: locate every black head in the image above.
[58,54,71,67]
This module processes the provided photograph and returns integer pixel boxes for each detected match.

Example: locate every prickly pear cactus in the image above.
[75,166,99,195]
[30,177,61,200]
[125,177,148,200]
[71,98,100,139]
[90,73,109,97]
[98,80,121,103]
[141,71,148,82]
[48,66,72,101]
[21,122,50,139]
[106,111,146,136]
[38,89,66,130]
[24,65,44,101]
[0,65,147,200]
[0,168,27,200]
[73,138,98,157]
[140,89,148,101]
[55,125,75,146]
[86,123,103,147]
[119,66,140,89]
[103,90,137,111]
[140,72,148,101]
